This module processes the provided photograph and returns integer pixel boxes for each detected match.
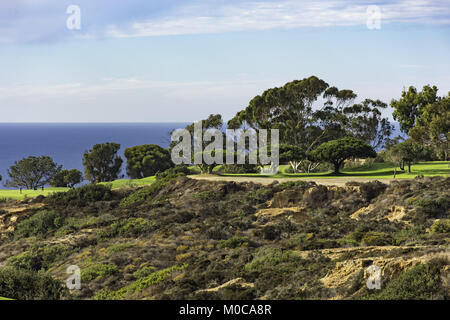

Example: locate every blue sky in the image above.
[0,0,449,122]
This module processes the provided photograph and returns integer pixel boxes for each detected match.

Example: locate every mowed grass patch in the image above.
[99,176,156,189]
[0,176,157,201]
[0,187,68,201]
[218,161,450,179]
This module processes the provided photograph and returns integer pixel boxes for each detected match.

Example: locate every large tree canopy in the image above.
[228,75,330,148]
[228,76,391,173]
[6,156,62,189]
[82,142,123,182]
[50,169,83,188]
[392,85,449,160]
[343,99,393,149]
[409,94,449,160]
[391,85,439,134]
[388,140,427,174]
[125,144,173,179]
[310,137,376,174]
[171,114,225,174]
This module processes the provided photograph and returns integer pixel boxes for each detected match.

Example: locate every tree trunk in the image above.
[408,160,411,174]
[289,161,300,173]
[333,162,341,174]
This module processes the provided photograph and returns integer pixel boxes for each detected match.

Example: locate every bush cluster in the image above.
[81,264,118,282]
[16,210,63,238]
[97,217,155,241]
[0,267,67,300]
[47,184,114,206]
[359,181,387,202]
[7,244,73,271]
[364,263,444,300]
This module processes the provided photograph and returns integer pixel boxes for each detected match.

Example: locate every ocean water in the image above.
[0,122,403,188]
[0,123,188,187]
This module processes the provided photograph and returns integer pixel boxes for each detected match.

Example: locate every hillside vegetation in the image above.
[0,175,448,300]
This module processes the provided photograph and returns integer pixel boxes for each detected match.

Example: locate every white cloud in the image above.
[0,0,449,44]
[105,0,450,38]
[0,77,276,122]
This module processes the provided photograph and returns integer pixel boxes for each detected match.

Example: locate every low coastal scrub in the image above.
[0,176,448,300]
[0,267,67,300]
[81,264,118,282]
[93,264,187,300]
[364,261,446,300]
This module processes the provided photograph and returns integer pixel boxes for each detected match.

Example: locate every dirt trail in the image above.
[189,175,396,186]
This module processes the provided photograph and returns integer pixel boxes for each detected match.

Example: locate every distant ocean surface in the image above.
[0,122,403,188]
[0,123,188,187]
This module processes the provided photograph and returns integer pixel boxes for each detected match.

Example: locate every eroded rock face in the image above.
[387,206,408,222]
[350,204,376,220]
[196,277,254,294]
[318,246,449,299]
[255,206,310,224]
[350,204,411,223]
[0,202,46,238]
[269,189,303,208]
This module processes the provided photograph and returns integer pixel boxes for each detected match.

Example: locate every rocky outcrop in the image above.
[0,202,45,238]
[196,277,254,294]
[318,246,449,299]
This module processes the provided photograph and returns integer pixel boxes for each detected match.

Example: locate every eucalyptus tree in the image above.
[83,142,123,182]
[6,156,62,189]
[392,85,449,160]
[343,99,393,149]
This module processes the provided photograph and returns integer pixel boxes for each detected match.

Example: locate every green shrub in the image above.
[392,226,426,245]
[193,190,221,201]
[16,210,63,238]
[119,178,170,207]
[0,267,67,300]
[360,181,387,202]
[106,242,134,254]
[430,219,450,234]
[365,263,441,300]
[219,163,258,174]
[133,266,156,278]
[155,166,190,180]
[81,264,118,282]
[245,188,275,203]
[414,196,449,216]
[97,217,155,241]
[47,183,114,205]
[218,236,249,249]
[7,244,73,271]
[285,233,313,248]
[244,248,302,272]
[93,264,187,299]
[361,231,392,246]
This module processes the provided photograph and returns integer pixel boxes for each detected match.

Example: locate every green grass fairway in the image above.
[339,161,450,178]
[0,187,69,201]
[220,161,450,179]
[0,176,157,201]
[0,297,13,300]
[99,176,156,188]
